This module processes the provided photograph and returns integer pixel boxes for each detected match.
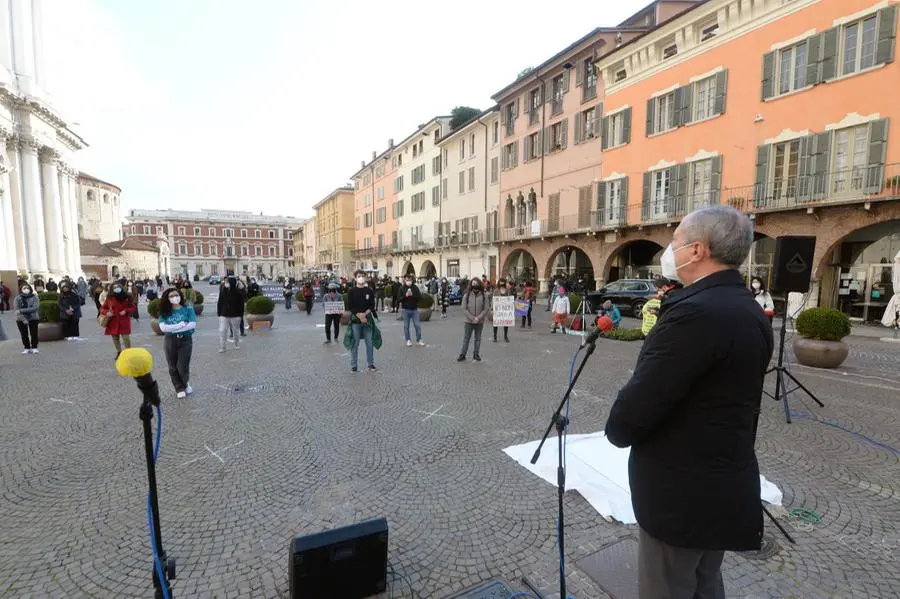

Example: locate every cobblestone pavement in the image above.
[0,302,898,598]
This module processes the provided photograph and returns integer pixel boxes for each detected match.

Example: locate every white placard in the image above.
[324,301,345,315]
[492,296,515,327]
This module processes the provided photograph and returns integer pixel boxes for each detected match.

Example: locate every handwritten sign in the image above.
[324,301,345,315]
[514,299,530,317]
[492,296,515,327]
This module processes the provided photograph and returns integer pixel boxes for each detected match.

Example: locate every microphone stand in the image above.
[137,376,176,598]
[530,337,599,599]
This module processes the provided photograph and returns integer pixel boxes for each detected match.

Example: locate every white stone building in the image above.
[76,172,122,244]
[0,0,87,279]
[392,116,451,278]
[123,208,305,281]
[436,108,502,280]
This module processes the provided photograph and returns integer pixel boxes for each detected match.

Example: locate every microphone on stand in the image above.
[116,348,161,407]
[584,324,604,346]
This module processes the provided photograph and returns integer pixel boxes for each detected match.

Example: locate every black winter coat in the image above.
[217,286,245,318]
[605,269,774,551]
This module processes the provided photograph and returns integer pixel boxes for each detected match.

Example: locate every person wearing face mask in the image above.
[13,284,40,354]
[492,279,512,343]
[641,277,680,338]
[605,205,774,599]
[322,283,342,343]
[750,276,775,323]
[457,278,490,362]
[439,278,451,318]
[346,270,378,372]
[398,274,424,347]
[217,276,244,352]
[158,287,197,398]
[100,283,136,359]
[302,282,315,315]
[58,282,83,341]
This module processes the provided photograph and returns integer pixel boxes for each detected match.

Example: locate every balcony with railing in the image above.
[724,164,900,213]
[389,238,436,255]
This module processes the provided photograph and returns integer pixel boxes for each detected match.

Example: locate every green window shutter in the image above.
[562,69,571,93]
[513,141,519,167]
[561,119,568,150]
[761,51,776,100]
[673,164,688,216]
[713,70,728,116]
[576,61,584,87]
[680,84,693,126]
[876,5,898,65]
[578,186,591,228]
[672,87,684,128]
[523,135,532,162]
[797,135,814,201]
[623,108,632,144]
[641,172,651,221]
[601,116,610,149]
[806,35,821,86]
[574,112,583,144]
[710,156,723,206]
[811,131,832,200]
[753,145,771,207]
[646,98,656,136]
[865,118,889,193]
[543,127,552,155]
[620,177,629,223]
[594,102,603,138]
[820,27,838,81]
[596,181,606,223]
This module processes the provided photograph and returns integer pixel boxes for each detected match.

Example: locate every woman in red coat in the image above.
[100,283,136,359]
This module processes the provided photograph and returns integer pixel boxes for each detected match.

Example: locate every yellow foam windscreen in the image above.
[115,348,154,378]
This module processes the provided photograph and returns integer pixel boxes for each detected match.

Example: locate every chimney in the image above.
[388,138,394,147]
[361,160,366,168]
[372,151,377,160]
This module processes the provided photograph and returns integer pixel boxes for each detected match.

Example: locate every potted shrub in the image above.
[295,290,305,311]
[417,293,434,322]
[246,296,276,327]
[37,299,64,342]
[193,291,205,316]
[38,291,59,303]
[147,299,164,336]
[384,284,393,309]
[793,307,851,369]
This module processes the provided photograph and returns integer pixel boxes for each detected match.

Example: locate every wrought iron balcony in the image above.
[724,163,900,213]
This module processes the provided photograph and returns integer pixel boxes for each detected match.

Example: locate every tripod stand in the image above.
[764,295,824,424]
[530,338,598,599]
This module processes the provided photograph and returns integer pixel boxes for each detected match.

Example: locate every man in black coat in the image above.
[217,276,245,352]
[605,205,774,599]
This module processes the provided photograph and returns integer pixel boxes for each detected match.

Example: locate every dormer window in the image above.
[662,42,678,60]
[700,21,720,42]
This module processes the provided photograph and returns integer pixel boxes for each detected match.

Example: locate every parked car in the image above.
[208,275,221,285]
[587,279,657,316]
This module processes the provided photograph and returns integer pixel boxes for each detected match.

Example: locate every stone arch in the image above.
[501,248,538,283]
[401,261,415,277]
[420,260,437,278]
[544,245,596,282]
[597,227,673,282]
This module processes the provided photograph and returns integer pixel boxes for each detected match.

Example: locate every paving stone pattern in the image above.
[0,302,898,598]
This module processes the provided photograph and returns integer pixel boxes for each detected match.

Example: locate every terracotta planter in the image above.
[246,312,275,327]
[297,301,306,311]
[340,311,351,326]
[150,318,164,336]
[418,308,433,322]
[793,337,849,369]
[38,322,64,342]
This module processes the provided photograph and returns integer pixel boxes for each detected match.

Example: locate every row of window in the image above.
[130,224,290,239]
[84,190,118,204]
[762,6,897,100]
[173,243,292,258]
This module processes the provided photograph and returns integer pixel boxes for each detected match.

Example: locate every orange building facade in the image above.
[351,142,399,277]
[497,0,900,321]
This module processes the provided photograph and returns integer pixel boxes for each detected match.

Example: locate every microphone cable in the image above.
[147,404,171,599]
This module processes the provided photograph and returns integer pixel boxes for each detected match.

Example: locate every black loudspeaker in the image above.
[289,517,388,599]
[771,236,816,294]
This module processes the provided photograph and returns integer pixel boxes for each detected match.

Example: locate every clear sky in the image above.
[45,0,652,219]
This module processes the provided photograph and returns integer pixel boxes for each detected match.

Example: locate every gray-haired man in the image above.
[605,205,774,599]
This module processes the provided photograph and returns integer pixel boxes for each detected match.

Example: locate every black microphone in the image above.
[116,348,162,407]
[584,324,604,346]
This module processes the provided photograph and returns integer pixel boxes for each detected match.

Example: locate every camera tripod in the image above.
[764,295,824,424]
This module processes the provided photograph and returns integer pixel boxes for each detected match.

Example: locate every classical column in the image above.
[19,138,48,274]
[0,133,17,271]
[56,162,73,274]
[39,147,65,274]
[9,0,35,96]
[66,168,83,274]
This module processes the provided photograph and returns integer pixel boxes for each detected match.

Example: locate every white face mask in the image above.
[751,282,761,290]
[356,276,366,285]
[113,287,123,294]
[22,288,32,295]
[223,283,230,289]
[660,245,679,281]
[169,295,181,305]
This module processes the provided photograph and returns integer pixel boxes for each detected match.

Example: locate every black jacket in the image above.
[605,269,774,551]
[217,283,245,318]
[347,285,375,315]
[397,284,421,310]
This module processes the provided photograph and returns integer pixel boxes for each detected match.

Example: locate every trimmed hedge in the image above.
[147,299,161,318]
[194,291,204,304]
[38,301,59,323]
[796,307,851,341]
[246,295,275,315]
[418,294,435,309]
[38,291,59,302]
[603,327,644,341]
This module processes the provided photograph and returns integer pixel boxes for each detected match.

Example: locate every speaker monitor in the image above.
[771,235,815,294]
[289,517,388,599]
